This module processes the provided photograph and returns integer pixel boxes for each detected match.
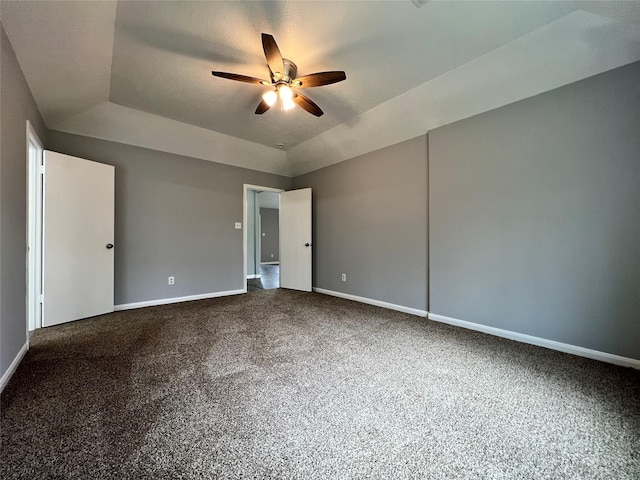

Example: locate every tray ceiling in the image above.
[2,1,639,176]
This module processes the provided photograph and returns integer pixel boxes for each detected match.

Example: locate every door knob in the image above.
[304,243,311,247]
[106,243,114,249]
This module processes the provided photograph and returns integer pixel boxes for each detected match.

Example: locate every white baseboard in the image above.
[1,341,29,393]
[247,274,261,279]
[260,261,279,265]
[313,288,427,317]
[428,313,640,370]
[114,289,246,311]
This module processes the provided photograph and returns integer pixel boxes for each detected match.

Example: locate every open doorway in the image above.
[251,191,280,291]
[243,185,313,293]
[243,185,283,292]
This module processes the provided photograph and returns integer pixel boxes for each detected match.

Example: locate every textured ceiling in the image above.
[2,1,640,176]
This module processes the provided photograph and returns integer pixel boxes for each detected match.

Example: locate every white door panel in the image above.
[43,151,115,327]
[280,188,312,291]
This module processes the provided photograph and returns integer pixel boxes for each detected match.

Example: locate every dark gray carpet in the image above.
[2,289,639,479]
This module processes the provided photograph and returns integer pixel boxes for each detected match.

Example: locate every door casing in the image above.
[26,121,44,332]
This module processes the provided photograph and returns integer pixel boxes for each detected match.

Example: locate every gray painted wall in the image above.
[47,131,292,305]
[260,208,279,262]
[429,61,640,360]
[0,25,49,380]
[294,136,428,311]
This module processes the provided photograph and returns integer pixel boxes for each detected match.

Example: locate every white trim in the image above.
[246,274,261,279]
[260,261,280,265]
[314,288,427,317]
[258,212,262,269]
[26,121,44,333]
[428,313,640,370]
[0,342,29,393]
[26,121,43,150]
[114,289,245,311]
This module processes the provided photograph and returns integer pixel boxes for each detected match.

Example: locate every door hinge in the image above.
[39,164,45,175]
[39,294,44,304]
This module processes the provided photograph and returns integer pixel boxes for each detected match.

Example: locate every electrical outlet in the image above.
[341,273,346,282]
[271,254,274,258]
[235,222,242,229]
[168,276,175,285]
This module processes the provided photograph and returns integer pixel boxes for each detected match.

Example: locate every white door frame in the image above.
[258,212,262,264]
[26,120,44,332]
[242,184,284,292]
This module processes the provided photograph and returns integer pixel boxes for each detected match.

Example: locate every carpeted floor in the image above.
[1,289,639,479]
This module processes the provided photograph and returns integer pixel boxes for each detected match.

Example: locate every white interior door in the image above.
[280,188,312,291]
[42,151,115,327]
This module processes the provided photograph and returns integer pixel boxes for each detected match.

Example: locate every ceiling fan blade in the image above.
[293,71,346,88]
[255,99,272,115]
[211,71,268,85]
[262,33,285,78]
[293,92,324,117]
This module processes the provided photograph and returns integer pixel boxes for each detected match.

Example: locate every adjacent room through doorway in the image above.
[247,189,280,291]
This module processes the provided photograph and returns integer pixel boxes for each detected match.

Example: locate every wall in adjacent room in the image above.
[260,208,279,263]
[47,131,292,306]
[428,61,640,359]
[293,136,428,312]
[0,25,49,383]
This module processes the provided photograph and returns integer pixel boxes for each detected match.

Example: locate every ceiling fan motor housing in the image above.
[280,59,297,83]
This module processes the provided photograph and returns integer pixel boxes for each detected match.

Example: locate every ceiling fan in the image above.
[211,33,346,117]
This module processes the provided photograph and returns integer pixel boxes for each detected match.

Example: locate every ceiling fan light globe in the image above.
[279,84,294,101]
[282,97,295,111]
[262,90,278,107]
